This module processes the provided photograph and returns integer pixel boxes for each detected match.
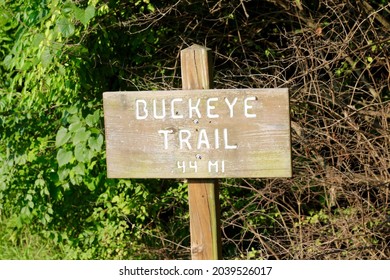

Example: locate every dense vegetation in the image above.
[0,0,389,259]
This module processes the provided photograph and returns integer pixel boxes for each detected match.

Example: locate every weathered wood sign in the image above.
[103,88,291,178]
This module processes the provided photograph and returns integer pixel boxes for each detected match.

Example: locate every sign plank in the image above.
[103,88,291,178]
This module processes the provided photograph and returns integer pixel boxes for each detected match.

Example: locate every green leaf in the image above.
[41,47,53,68]
[74,143,88,162]
[57,148,73,167]
[86,109,100,127]
[32,33,45,47]
[69,168,82,185]
[88,134,103,152]
[73,162,85,176]
[3,54,13,70]
[40,187,50,197]
[28,201,35,209]
[62,183,70,191]
[56,17,75,37]
[84,6,95,24]
[85,177,96,191]
[89,128,101,134]
[67,106,79,115]
[58,64,66,75]
[44,213,52,224]
[73,7,84,24]
[58,167,70,181]
[74,5,95,26]
[62,2,75,14]
[55,127,70,147]
[21,206,31,217]
[72,127,91,145]
[147,3,155,12]
[68,114,80,124]
[69,121,83,132]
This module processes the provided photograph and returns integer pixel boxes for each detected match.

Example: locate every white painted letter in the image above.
[189,161,198,173]
[177,161,186,173]
[208,161,219,173]
[189,98,201,118]
[197,129,210,149]
[171,98,184,119]
[244,96,257,118]
[179,129,192,149]
[135,99,148,120]
[158,129,173,149]
[208,160,225,173]
[153,99,166,119]
[224,128,237,149]
[224,97,238,118]
[207,97,219,118]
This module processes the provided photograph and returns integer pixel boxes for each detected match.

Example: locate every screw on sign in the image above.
[103,44,292,259]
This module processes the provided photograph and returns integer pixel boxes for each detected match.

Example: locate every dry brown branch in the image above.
[108,0,389,259]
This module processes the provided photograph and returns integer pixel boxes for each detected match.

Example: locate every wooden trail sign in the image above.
[103,44,291,260]
[103,88,291,178]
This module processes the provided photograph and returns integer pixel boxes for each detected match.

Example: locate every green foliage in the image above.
[0,215,68,259]
[0,0,159,259]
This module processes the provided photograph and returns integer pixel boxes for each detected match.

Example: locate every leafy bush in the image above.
[0,0,181,259]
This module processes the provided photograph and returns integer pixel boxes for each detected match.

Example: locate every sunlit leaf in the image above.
[57,148,73,167]
[56,17,75,37]
[55,127,70,147]
[74,5,95,26]
[74,143,88,162]
[72,128,91,145]
[41,47,53,68]
[88,134,103,152]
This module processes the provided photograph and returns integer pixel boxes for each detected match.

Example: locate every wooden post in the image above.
[180,44,222,260]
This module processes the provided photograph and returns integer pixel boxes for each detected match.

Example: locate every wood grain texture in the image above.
[103,88,291,178]
[186,179,221,260]
[181,44,221,260]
